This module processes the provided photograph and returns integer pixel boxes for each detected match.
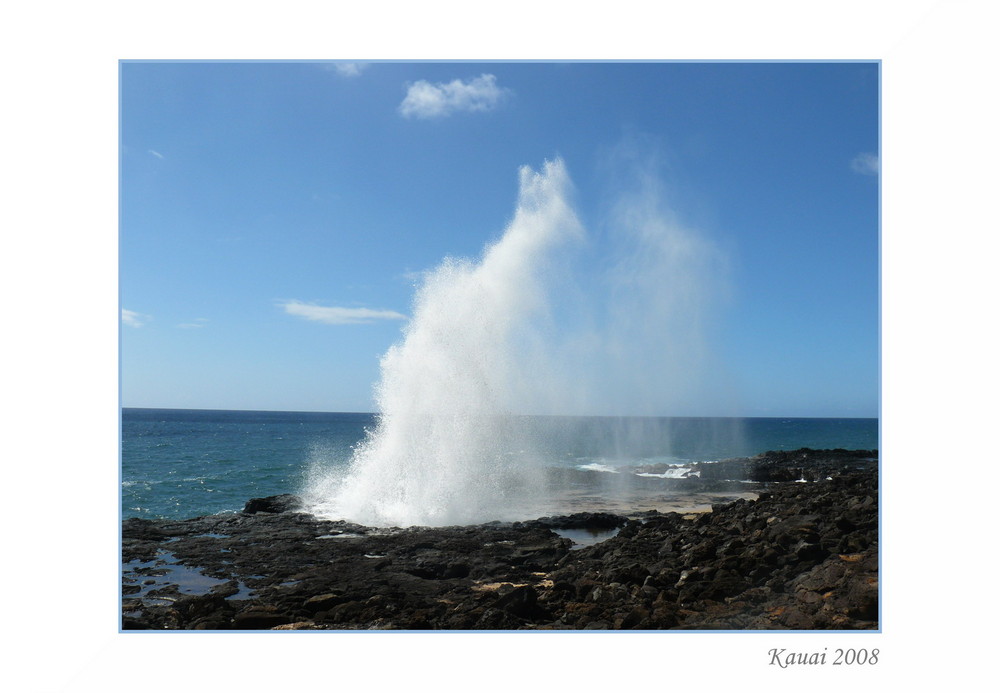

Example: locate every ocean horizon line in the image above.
[121,406,878,421]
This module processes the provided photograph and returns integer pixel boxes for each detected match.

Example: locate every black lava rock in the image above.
[243,494,302,514]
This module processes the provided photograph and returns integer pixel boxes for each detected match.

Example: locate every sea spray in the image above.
[305,154,737,526]
[586,139,733,417]
[306,159,584,526]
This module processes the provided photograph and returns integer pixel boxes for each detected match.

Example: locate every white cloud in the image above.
[399,73,510,119]
[148,149,164,159]
[279,300,406,325]
[322,62,367,77]
[851,152,879,175]
[122,309,149,328]
[177,318,209,329]
[336,63,366,77]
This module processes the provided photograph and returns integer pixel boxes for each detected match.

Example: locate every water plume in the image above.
[305,155,734,526]
[307,160,583,526]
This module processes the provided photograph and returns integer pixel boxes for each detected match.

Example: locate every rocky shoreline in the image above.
[122,448,878,630]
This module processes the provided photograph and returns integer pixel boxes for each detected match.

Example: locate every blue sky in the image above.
[121,61,878,416]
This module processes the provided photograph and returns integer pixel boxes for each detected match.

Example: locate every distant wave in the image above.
[575,462,620,474]
[635,467,699,479]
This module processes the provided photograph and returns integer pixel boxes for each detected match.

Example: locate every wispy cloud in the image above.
[322,62,367,77]
[399,73,510,119]
[177,318,209,329]
[122,309,150,328]
[279,300,406,325]
[148,149,164,160]
[850,152,879,175]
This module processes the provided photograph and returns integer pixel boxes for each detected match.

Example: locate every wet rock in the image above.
[243,494,301,514]
[529,512,627,530]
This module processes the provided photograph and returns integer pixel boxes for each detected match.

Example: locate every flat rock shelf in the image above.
[122,448,878,630]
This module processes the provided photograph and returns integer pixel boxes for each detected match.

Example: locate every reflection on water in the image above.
[122,550,254,604]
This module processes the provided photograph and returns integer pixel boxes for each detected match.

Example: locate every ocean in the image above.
[121,408,878,521]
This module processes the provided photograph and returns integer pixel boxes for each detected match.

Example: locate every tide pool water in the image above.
[121,407,877,521]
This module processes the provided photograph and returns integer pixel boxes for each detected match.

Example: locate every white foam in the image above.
[576,463,620,474]
[635,467,698,479]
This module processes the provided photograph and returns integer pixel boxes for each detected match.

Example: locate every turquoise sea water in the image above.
[121,408,878,520]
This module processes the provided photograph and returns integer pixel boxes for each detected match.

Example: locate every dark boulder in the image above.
[243,494,301,514]
[495,585,544,619]
[529,512,627,530]
[232,608,295,629]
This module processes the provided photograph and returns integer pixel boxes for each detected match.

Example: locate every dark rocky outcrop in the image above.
[243,494,301,514]
[122,448,878,630]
